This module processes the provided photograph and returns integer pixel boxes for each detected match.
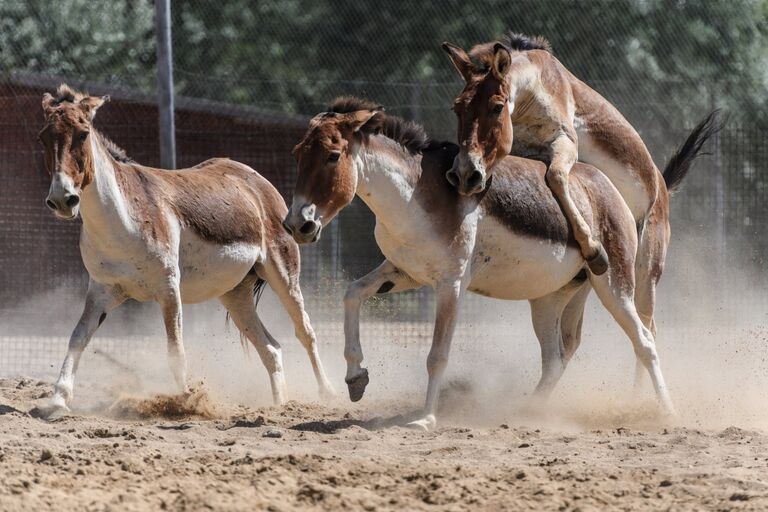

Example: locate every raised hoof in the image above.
[405,414,437,431]
[345,369,369,403]
[586,244,609,276]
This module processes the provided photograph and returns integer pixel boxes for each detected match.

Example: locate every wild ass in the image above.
[283,98,680,430]
[442,34,719,275]
[442,34,719,382]
[39,85,334,415]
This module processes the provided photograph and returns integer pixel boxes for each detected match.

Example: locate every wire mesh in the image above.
[0,1,767,376]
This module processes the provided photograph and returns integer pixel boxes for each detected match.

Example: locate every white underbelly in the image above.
[81,229,261,304]
[468,217,584,300]
[374,221,469,287]
[178,232,262,304]
[577,129,650,221]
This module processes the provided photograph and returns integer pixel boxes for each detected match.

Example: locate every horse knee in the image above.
[343,285,364,308]
[426,352,449,376]
[545,166,569,194]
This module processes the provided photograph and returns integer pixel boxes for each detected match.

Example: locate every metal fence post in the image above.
[155,0,176,169]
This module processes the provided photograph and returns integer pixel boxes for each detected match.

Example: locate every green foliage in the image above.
[0,0,156,90]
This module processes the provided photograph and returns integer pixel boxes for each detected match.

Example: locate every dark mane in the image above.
[469,32,552,71]
[328,96,430,154]
[503,32,552,53]
[96,131,134,164]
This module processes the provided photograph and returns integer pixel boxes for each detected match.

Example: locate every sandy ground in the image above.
[1,376,767,511]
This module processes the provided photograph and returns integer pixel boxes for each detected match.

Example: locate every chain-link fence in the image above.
[1,1,767,376]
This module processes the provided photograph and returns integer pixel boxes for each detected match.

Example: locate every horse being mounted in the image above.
[442,33,719,368]
[283,98,694,430]
[39,85,334,415]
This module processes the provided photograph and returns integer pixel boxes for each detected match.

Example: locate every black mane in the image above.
[97,132,134,163]
[503,32,552,53]
[328,96,430,154]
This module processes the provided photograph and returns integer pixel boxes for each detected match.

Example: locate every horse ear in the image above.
[442,42,473,82]
[339,108,381,132]
[492,43,512,79]
[80,95,110,119]
[42,93,56,113]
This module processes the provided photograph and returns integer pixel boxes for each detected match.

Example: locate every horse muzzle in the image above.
[283,203,322,244]
[46,173,81,220]
[446,160,487,196]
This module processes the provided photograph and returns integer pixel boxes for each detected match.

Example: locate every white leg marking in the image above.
[220,281,286,405]
[51,281,124,410]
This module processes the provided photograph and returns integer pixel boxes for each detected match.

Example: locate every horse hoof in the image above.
[345,369,369,403]
[30,402,71,421]
[405,414,436,431]
[587,244,609,275]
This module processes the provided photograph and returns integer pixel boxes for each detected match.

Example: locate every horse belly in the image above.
[576,128,652,221]
[374,222,468,287]
[80,234,167,302]
[468,218,583,300]
[178,235,262,304]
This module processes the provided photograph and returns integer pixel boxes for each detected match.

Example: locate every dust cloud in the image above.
[1,231,767,431]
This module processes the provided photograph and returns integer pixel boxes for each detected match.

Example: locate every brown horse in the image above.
[38,85,334,416]
[442,34,718,269]
[442,35,719,384]
[284,98,676,430]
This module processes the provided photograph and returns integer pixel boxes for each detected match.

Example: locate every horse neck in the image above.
[352,136,420,229]
[79,133,135,239]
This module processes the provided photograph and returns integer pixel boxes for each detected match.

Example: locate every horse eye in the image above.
[492,103,504,115]
[77,131,89,142]
[328,152,340,163]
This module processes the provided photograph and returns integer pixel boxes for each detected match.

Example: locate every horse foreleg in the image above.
[51,281,124,412]
[406,278,464,431]
[547,135,608,275]
[159,281,188,394]
[343,260,419,402]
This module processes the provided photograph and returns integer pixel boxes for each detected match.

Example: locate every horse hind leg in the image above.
[220,278,286,405]
[561,280,591,362]
[633,209,668,393]
[258,245,335,400]
[530,278,588,400]
[589,264,675,416]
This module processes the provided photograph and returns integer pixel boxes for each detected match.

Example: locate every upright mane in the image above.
[328,96,430,154]
[49,84,133,164]
[96,132,134,164]
[503,32,552,53]
[469,32,552,70]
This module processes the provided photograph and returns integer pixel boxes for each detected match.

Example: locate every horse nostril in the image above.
[45,199,57,211]
[466,170,483,190]
[65,195,80,208]
[299,221,316,235]
[445,170,460,188]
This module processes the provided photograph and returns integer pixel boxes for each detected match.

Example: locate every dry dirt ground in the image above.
[1,377,767,511]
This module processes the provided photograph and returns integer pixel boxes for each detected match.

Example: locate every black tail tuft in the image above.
[663,110,724,194]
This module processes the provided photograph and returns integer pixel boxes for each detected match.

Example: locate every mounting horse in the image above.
[284,98,677,430]
[39,85,334,415]
[442,34,719,387]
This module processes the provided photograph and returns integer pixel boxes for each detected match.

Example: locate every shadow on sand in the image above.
[289,410,427,434]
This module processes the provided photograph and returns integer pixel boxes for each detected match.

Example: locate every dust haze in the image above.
[1,230,766,432]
